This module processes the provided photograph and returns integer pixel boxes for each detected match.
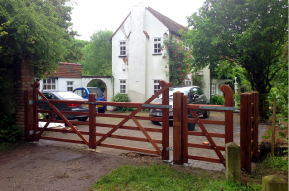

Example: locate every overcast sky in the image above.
[71,0,205,41]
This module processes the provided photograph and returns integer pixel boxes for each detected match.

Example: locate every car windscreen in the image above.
[55,92,84,99]
[159,87,191,98]
[87,88,103,98]
[172,88,191,96]
[159,87,175,99]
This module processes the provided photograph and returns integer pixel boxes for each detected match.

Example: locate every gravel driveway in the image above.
[0,111,266,190]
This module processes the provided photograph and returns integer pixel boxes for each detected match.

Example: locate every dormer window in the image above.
[153,38,161,54]
[120,41,126,56]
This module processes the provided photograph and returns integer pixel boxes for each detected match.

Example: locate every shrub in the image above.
[111,93,134,112]
[0,113,22,143]
[210,95,225,105]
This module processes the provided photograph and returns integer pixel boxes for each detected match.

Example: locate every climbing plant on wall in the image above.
[162,35,193,86]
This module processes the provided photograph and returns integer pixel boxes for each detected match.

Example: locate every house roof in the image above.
[110,7,188,41]
[110,12,131,41]
[46,62,82,78]
[146,7,188,37]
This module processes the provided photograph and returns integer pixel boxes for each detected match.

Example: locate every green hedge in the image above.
[111,93,134,112]
[0,113,22,143]
[210,95,225,105]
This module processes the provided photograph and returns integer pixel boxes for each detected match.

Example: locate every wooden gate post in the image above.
[173,91,184,165]
[182,95,188,163]
[240,92,252,174]
[24,90,34,142]
[220,85,234,143]
[160,81,169,160]
[33,82,40,141]
[252,91,259,162]
[89,93,96,149]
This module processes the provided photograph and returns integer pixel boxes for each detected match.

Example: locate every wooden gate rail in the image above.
[173,84,234,166]
[92,80,171,159]
[240,91,259,174]
[25,81,171,160]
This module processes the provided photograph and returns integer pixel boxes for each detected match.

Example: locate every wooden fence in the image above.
[240,91,259,174]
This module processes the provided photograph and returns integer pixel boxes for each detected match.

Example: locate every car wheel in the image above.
[78,117,88,121]
[98,108,105,113]
[151,121,160,125]
[203,110,210,118]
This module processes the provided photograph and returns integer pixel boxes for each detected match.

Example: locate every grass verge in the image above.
[243,154,288,184]
[90,162,261,191]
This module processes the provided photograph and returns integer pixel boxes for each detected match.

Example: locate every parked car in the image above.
[149,86,210,124]
[73,87,106,113]
[39,91,97,121]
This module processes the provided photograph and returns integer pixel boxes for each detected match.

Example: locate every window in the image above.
[43,93,56,99]
[67,81,73,91]
[87,88,103,98]
[43,78,56,90]
[120,41,126,56]
[120,79,126,93]
[74,89,82,97]
[197,88,204,95]
[211,83,216,95]
[191,87,198,95]
[185,80,192,86]
[153,80,161,94]
[153,38,161,54]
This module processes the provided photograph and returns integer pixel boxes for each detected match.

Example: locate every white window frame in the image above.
[153,79,161,94]
[67,81,74,92]
[211,83,216,95]
[185,80,192,86]
[119,41,126,56]
[120,79,127,94]
[153,37,162,54]
[43,78,57,91]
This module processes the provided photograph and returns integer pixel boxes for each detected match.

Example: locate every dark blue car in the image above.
[73,87,106,113]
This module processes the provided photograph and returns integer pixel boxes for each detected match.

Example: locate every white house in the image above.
[39,1,229,108]
[110,1,212,103]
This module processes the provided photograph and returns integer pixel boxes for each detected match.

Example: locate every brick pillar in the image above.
[14,60,34,137]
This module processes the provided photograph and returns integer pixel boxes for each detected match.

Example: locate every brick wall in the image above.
[14,60,34,135]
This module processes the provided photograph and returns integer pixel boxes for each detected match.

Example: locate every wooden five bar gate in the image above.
[24,81,259,173]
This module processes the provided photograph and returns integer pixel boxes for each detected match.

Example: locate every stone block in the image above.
[262,175,288,191]
[226,142,241,182]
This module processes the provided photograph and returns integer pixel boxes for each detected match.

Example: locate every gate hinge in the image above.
[199,106,237,111]
[29,100,49,105]
[159,147,163,151]
[85,101,99,105]
[166,147,173,151]
[29,130,39,135]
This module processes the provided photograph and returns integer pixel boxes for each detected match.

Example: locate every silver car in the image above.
[39,91,97,121]
[149,86,210,124]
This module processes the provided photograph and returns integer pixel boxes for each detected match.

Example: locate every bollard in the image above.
[262,175,288,191]
[225,142,241,182]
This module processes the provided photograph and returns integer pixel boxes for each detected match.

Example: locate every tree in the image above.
[0,0,77,78]
[80,30,113,76]
[65,39,89,63]
[162,35,194,86]
[181,0,288,118]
